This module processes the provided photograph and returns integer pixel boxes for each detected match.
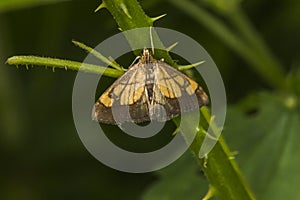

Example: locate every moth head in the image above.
[143,48,150,56]
[141,48,153,63]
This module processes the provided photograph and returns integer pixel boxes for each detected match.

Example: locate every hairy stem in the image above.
[99,0,256,199]
[101,0,177,66]
[7,56,123,78]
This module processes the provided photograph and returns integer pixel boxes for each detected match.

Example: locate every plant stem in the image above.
[101,0,177,66]
[202,107,255,199]
[203,136,255,200]
[174,106,255,200]
[7,56,123,78]
[100,0,256,199]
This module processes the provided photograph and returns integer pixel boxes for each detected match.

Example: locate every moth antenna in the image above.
[150,26,154,55]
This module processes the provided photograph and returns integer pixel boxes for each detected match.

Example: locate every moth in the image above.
[92,48,209,124]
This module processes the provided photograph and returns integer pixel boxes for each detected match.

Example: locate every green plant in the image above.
[5,0,300,200]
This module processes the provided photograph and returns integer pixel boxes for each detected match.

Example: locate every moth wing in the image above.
[151,62,209,120]
[92,63,150,124]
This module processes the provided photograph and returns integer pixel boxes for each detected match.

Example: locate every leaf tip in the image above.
[166,42,178,52]
[151,14,167,22]
[6,56,16,65]
[71,39,80,46]
[178,60,205,71]
[202,186,216,200]
[95,2,106,12]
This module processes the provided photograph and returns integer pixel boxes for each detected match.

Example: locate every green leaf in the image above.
[142,152,208,200]
[224,92,300,199]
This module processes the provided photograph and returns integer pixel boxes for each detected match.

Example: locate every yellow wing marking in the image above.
[157,66,177,98]
[113,84,125,96]
[131,69,146,104]
[174,75,185,86]
[119,68,145,105]
[186,77,199,95]
[133,86,144,102]
[99,89,114,107]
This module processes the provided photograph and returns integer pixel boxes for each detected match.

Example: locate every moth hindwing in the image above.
[92,48,209,124]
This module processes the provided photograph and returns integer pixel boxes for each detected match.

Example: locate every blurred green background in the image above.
[1,0,300,199]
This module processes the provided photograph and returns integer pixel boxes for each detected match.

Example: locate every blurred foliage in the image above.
[1,0,300,199]
[225,92,300,199]
[142,152,208,200]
